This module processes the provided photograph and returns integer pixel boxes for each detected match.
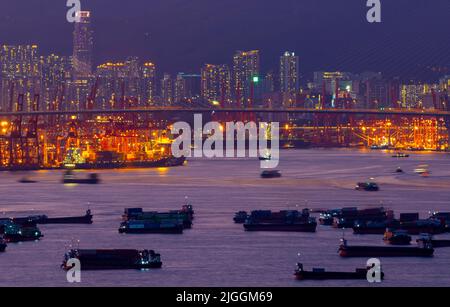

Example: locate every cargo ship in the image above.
[61,249,162,270]
[63,171,99,184]
[294,263,384,281]
[0,237,6,252]
[243,209,317,232]
[2,222,43,243]
[339,239,434,257]
[67,155,186,170]
[123,208,192,229]
[329,207,392,229]
[0,155,186,172]
[13,210,93,225]
[119,220,184,234]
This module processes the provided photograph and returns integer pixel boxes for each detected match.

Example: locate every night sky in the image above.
[0,0,449,80]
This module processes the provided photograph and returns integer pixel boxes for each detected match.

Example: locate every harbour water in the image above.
[1,148,450,287]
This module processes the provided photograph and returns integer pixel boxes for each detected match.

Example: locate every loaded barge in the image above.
[243,209,317,232]
[338,239,434,258]
[294,263,384,281]
[62,249,162,270]
[13,210,93,225]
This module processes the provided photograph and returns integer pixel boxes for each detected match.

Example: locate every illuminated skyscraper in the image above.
[41,54,73,110]
[142,62,156,106]
[201,64,231,106]
[0,45,41,111]
[73,11,93,80]
[233,50,260,107]
[161,73,173,106]
[280,51,299,94]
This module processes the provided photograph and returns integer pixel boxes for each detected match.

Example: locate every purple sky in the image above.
[0,0,449,80]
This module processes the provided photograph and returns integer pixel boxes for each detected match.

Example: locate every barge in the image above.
[294,263,384,281]
[13,210,93,225]
[62,249,162,270]
[339,239,434,258]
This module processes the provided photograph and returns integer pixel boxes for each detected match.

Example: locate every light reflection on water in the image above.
[0,148,450,287]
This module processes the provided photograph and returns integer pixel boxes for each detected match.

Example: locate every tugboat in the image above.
[294,263,384,281]
[13,210,93,225]
[61,249,162,270]
[416,234,450,248]
[233,211,249,223]
[0,237,6,252]
[355,182,379,191]
[260,170,282,178]
[383,229,411,245]
[339,238,434,257]
[63,171,100,184]
[3,222,43,243]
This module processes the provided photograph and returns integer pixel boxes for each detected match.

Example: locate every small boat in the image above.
[0,237,6,252]
[61,249,162,270]
[339,238,434,257]
[294,263,384,281]
[260,170,281,178]
[416,234,450,248]
[63,171,100,184]
[383,229,411,245]
[355,182,379,191]
[13,210,93,225]
[392,153,409,158]
[233,211,248,223]
[119,220,183,234]
[259,151,272,161]
[395,167,404,173]
[18,177,37,184]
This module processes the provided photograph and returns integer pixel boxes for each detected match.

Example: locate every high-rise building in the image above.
[280,51,299,94]
[178,73,201,102]
[0,45,41,111]
[201,64,231,106]
[174,74,187,103]
[142,62,156,106]
[233,50,260,107]
[161,73,173,106]
[40,54,73,110]
[73,11,93,80]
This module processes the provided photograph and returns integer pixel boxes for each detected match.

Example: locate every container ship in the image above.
[353,213,446,235]
[61,249,162,270]
[243,209,317,232]
[294,263,384,281]
[319,207,391,229]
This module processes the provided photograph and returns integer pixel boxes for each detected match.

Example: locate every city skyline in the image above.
[0,0,449,80]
